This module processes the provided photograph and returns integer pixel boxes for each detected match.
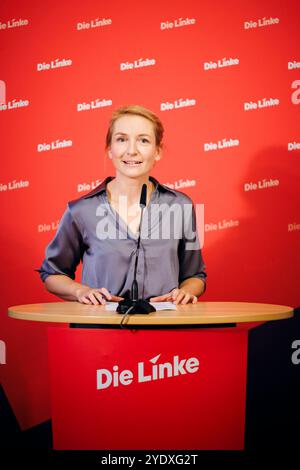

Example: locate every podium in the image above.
[8,301,293,450]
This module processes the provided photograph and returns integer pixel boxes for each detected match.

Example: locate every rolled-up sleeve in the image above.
[178,202,207,290]
[36,204,84,282]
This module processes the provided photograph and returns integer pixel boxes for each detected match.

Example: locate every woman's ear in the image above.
[108,149,112,159]
[155,149,162,161]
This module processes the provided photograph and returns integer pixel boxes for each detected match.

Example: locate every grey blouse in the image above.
[38,176,207,300]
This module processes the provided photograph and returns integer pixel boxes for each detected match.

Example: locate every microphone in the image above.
[117,183,156,315]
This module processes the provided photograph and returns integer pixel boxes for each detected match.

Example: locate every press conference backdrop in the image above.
[0,0,299,449]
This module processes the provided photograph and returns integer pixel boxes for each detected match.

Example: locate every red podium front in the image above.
[8,301,293,450]
[48,325,249,450]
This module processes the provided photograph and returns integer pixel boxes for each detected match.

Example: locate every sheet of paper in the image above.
[105,301,176,311]
[149,302,177,310]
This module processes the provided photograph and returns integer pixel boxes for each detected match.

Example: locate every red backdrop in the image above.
[0,0,299,430]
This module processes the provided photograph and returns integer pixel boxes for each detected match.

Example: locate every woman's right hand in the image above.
[75,286,124,305]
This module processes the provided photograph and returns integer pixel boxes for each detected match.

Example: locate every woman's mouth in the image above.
[122,160,143,166]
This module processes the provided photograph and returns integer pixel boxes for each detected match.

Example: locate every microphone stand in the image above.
[117,183,156,315]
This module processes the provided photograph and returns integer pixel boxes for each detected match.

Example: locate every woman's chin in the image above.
[116,165,152,178]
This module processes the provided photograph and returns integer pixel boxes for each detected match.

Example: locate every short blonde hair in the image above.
[105,105,164,149]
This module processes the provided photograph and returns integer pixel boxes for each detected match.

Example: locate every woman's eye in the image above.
[141,138,149,143]
[117,137,126,142]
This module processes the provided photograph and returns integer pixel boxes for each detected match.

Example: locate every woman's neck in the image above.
[108,174,153,204]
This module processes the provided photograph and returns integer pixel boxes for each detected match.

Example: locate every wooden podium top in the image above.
[8,301,293,326]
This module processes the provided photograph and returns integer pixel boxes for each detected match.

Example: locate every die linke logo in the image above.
[243,178,279,192]
[205,219,240,232]
[0,179,29,192]
[120,58,156,71]
[37,139,72,152]
[160,17,196,30]
[76,17,112,30]
[204,137,239,152]
[160,98,196,111]
[244,97,280,111]
[0,18,29,30]
[96,353,200,390]
[37,58,72,71]
[77,98,112,112]
[244,16,279,29]
[0,80,29,112]
[164,178,196,190]
[204,57,239,70]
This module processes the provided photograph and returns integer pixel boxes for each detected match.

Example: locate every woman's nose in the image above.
[126,140,138,155]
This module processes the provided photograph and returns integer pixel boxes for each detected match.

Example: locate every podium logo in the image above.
[96,353,199,390]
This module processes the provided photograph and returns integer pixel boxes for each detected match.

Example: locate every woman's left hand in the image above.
[150,288,198,305]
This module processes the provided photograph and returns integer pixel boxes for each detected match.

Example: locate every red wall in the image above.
[0,0,299,429]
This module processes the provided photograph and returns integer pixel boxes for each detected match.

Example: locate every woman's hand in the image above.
[150,288,198,305]
[76,286,124,305]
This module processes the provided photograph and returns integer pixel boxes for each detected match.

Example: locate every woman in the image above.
[38,105,207,305]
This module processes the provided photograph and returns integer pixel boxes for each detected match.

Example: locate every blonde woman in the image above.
[38,105,206,305]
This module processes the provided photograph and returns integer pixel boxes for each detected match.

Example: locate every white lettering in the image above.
[204,138,239,151]
[120,58,156,71]
[76,18,112,30]
[244,17,279,29]
[244,98,279,111]
[161,17,196,30]
[288,61,300,70]
[161,98,196,111]
[288,142,300,151]
[205,220,239,231]
[77,99,112,112]
[0,99,29,111]
[37,58,72,72]
[244,179,279,191]
[5,18,29,29]
[96,354,200,390]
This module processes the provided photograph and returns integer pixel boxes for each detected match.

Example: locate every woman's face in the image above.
[108,114,161,179]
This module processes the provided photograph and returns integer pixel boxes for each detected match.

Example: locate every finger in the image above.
[150,293,172,302]
[174,292,185,304]
[89,292,105,305]
[93,292,107,305]
[192,296,198,304]
[171,288,180,300]
[80,296,92,305]
[110,295,124,301]
[100,288,112,300]
[181,294,192,305]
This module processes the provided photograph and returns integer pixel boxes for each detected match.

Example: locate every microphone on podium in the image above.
[117,183,156,315]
